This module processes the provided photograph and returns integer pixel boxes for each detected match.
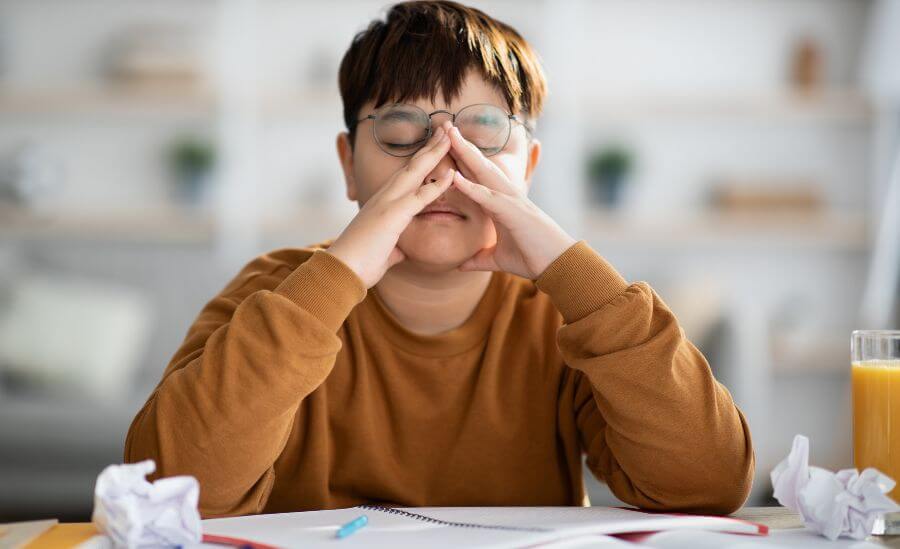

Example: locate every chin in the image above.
[396,217,496,272]
[397,233,477,272]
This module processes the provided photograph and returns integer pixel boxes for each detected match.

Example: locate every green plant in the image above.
[587,145,632,182]
[167,136,216,205]
[169,136,215,176]
[585,144,634,207]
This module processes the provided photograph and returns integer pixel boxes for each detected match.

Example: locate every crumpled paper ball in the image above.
[91,459,202,548]
[771,434,900,540]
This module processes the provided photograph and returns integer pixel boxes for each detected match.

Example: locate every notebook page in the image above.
[201,507,628,549]
[397,506,765,536]
[200,506,765,548]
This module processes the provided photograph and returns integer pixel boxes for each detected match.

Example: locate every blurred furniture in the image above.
[0,276,151,403]
[0,238,226,522]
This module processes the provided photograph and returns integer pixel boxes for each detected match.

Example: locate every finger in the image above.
[411,123,447,159]
[375,125,446,201]
[459,245,500,272]
[409,167,455,210]
[384,126,451,198]
[447,125,516,195]
[452,170,513,219]
[448,147,479,183]
[387,245,406,269]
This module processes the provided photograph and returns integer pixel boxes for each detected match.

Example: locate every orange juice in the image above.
[852,359,900,501]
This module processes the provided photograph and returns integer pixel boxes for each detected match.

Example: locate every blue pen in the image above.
[335,514,368,539]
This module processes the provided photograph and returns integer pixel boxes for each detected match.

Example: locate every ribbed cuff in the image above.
[534,240,630,324]
[274,249,367,332]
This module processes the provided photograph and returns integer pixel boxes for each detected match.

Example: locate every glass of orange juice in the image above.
[852,329,900,534]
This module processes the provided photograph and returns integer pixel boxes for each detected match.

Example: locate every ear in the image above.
[336,131,358,201]
[524,137,541,192]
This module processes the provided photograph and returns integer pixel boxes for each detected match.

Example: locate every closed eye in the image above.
[382,136,430,149]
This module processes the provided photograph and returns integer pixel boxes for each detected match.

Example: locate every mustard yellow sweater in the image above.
[125,239,754,518]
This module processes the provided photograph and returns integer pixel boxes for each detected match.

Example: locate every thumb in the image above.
[459,246,499,272]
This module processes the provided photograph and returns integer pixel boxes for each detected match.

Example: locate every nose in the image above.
[427,152,459,184]
[424,121,459,185]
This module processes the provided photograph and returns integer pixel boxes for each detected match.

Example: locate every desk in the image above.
[20,507,900,548]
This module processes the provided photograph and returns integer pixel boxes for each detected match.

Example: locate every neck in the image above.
[373,262,494,336]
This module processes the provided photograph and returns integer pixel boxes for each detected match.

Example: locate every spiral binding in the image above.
[355,504,551,533]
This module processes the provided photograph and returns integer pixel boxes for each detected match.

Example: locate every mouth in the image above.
[415,206,467,220]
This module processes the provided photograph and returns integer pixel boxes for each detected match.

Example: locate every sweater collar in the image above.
[361,270,508,358]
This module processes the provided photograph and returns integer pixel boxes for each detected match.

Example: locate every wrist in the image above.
[534,240,630,323]
[274,249,367,331]
[323,245,361,279]
[532,233,578,280]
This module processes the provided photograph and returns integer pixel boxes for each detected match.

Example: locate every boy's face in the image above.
[336,69,541,273]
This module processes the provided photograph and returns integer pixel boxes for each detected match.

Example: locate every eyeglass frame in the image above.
[352,102,534,158]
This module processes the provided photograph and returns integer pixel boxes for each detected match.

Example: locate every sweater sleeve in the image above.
[124,249,366,518]
[536,241,754,515]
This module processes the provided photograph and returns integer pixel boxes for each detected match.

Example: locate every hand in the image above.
[447,125,577,280]
[326,126,454,288]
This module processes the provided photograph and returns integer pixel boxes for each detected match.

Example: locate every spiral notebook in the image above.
[200,505,768,548]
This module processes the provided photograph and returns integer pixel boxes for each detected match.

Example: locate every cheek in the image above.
[489,153,529,193]
[353,143,405,203]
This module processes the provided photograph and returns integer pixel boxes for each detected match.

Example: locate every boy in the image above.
[125,0,754,519]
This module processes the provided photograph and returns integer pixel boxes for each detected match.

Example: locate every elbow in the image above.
[198,468,277,519]
[694,467,754,515]
[681,442,756,515]
[721,443,756,514]
[683,426,756,515]
[623,444,756,516]
[691,397,756,514]
[636,466,754,516]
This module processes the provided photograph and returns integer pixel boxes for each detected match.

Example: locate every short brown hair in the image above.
[338,0,548,141]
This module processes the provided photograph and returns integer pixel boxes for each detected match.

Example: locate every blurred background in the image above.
[1,0,899,522]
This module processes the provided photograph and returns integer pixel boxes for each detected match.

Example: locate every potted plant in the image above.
[168,135,215,206]
[586,144,633,207]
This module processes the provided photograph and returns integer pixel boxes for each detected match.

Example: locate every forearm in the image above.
[125,250,366,517]
[576,333,754,514]
[539,241,754,513]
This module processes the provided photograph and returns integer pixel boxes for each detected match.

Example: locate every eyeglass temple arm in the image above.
[351,114,376,128]
[511,114,534,135]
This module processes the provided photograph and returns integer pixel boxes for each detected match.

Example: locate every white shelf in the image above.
[0,204,353,244]
[0,205,216,243]
[0,85,217,119]
[582,209,869,251]
[580,89,872,125]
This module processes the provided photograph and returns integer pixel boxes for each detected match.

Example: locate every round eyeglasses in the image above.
[354,103,533,158]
